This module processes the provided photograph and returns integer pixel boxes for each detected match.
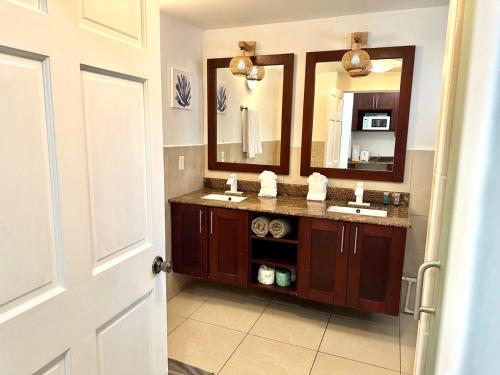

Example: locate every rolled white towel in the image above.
[252,216,270,237]
[269,218,293,239]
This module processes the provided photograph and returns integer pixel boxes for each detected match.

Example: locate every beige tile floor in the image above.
[167,281,417,375]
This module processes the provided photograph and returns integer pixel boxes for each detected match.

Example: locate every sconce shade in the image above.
[342,33,371,77]
[342,49,372,77]
[247,65,265,81]
[230,55,253,76]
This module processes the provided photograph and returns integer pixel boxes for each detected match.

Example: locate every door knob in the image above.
[152,256,172,274]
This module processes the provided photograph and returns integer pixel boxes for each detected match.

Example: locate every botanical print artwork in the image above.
[217,81,227,114]
[171,68,192,109]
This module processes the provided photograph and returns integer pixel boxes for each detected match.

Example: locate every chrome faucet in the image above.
[349,182,370,207]
[355,182,364,205]
[226,173,238,194]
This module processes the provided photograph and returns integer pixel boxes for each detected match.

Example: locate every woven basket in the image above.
[229,55,253,76]
[342,48,372,77]
[247,65,265,81]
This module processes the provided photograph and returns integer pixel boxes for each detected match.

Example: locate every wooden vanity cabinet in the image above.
[171,203,208,278]
[298,220,406,315]
[171,204,249,285]
[298,218,349,305]
[171,202,407,315]
[208,207,249,286]
[346,223,406,315]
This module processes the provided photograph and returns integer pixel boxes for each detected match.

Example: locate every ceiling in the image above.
[159,0,448,30]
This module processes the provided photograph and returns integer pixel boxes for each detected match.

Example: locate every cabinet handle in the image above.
[353,226,359,254]
[199,210,203,234]
[340,225,345,253]
[210,210,214,235]
[372,97,375,107]
[375,97,378,108]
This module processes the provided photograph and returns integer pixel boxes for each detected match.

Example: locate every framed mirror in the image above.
[207,54,294,174]
[300,46,415,182]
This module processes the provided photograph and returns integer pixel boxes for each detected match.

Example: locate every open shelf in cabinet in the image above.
[249,262,297,296]
[249,281,297,296]
[251,239,297,267]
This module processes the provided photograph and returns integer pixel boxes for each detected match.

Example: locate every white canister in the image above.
[257,265,275,285]
[360,150,370,162]
[352,145,361,161]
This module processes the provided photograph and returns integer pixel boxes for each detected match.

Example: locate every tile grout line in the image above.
[308,309,333,375]
[246,332,320,352]
[167,282,221,338]
[186,316,252,334]
[184,283,222,319]
[327,314,400,331]
[216,298,273,374]
[167,279,196,302]
[167,315,188,337]
[316,351,402,373]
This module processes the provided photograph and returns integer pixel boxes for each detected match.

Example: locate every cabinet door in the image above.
[209,207,249,286]
[346,224,406,315]
[171,203,208,278]
[355,92,376,109]
[352,93,376,130]
[389,92,400,131]
[374,92,395,109]
[298,218,349,305]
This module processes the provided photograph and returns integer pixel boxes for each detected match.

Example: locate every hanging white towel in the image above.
[241,109,248,153]
[242,109,262,159]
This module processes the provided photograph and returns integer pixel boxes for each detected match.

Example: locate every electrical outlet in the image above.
[178,155,184,170]
[221,151,225,162]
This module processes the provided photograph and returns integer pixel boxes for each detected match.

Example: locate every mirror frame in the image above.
[300,46,415,182]
[207,53,295,174]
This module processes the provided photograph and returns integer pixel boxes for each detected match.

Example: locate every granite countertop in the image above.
[169,189,411,228]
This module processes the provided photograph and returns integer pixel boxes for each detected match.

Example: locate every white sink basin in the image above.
[202,193,247,203]
[327,205,388,217]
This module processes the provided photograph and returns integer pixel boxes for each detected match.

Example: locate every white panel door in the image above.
[0,0,166,374]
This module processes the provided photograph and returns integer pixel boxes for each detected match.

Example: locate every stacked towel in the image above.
[269,218,293,239]
[307,172,328,201]
[258,170,278,197]
[251,216,270,237]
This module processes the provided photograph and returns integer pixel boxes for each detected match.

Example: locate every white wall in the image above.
[203,6,449,150]
[160,13,204,146]
[216,66,283,144]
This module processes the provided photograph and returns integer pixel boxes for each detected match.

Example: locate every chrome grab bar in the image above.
[414,260,441,320]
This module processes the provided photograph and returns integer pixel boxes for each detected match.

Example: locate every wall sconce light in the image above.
[230,41,255,77]
[246,65,265,81]
[342,32,372,77]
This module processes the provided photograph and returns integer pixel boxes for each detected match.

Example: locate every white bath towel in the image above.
[307,172,328,201]
[243,109,262,158]
[259,170,278,197]
[269,218,293,239]
[252,216,271,237]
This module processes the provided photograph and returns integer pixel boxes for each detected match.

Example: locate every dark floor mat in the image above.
[168,358,214,375]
